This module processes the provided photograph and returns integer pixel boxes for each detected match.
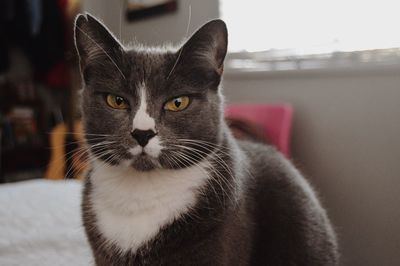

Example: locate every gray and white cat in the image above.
[74,13,338,266]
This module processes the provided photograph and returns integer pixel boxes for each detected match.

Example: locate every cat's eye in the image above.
[164,96,190,112]
[105,94,129,109]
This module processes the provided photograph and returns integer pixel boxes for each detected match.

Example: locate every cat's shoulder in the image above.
[237,140,294,175]
[236,141,339,265]
[236,140,316,201]
[237,139,281,159]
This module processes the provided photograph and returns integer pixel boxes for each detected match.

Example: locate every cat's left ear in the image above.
[179,19,228,76]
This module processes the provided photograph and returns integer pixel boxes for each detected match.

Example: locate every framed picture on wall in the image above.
[126,0,178,21]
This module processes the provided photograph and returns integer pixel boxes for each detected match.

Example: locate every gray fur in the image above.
[75,13,339,265]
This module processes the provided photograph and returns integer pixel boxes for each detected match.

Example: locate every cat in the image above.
[74,13,339,266]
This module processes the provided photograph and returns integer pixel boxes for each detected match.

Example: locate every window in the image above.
[220,0,400,71]
[220,0,400,54]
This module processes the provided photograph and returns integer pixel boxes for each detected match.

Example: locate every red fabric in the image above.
[225,104,293,158]
[43,62,69,88]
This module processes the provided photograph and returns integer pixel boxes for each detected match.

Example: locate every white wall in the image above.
[81,1,400,265]
[223,67,400,266]
[82,0,219,46]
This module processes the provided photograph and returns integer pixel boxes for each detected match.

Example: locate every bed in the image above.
[0,179,91,265]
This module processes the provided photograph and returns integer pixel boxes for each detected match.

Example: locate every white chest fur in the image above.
[89,159,210,253]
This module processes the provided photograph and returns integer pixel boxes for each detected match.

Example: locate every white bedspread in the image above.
[0,179,92,266]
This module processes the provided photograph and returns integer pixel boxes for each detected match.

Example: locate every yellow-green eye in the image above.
[164,96,190,112]
[106,94,129,109]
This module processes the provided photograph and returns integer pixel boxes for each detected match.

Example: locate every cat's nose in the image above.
[130,129,157,147]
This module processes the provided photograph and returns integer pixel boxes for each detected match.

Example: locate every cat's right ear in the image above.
[74,13,125,81]
[178,19,228,76]
[171,19,228,89]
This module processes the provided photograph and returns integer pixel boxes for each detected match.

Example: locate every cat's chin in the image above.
[129,155,157,171]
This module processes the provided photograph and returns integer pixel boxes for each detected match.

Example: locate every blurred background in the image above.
[1,0,399,265]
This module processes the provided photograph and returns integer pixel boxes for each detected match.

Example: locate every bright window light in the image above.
[220,0,400,54]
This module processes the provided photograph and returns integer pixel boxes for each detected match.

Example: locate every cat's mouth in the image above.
[127,146,159,171]
[128,142,161,159]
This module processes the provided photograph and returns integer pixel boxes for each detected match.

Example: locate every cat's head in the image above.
[74,14,228,171]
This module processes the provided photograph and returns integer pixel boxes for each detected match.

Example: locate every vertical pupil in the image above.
[116,97,123,105]
[174,98,181,107]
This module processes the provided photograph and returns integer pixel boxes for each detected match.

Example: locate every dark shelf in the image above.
[1,146,50,173]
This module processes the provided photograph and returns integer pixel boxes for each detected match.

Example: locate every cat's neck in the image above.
[89,158,212,253]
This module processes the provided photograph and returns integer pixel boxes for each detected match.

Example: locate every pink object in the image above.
[225,104,293,158]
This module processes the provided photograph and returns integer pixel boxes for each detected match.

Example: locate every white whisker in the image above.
[166,5,192,79]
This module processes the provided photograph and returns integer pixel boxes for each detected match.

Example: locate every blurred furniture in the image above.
[225,104,293,157]
[0,0,81,183]
[0,80,50,183]
[45,121,86,180]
